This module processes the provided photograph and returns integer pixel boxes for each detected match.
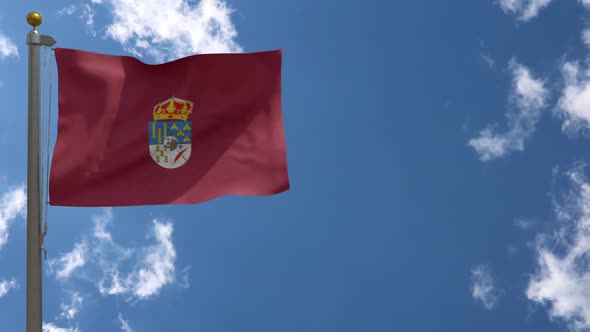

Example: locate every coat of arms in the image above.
[149,97,194,169]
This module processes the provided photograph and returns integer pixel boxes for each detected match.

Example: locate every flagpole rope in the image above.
[40,46,46,212]
[40,47,53,260]
[39,45,46,259]
[44,48,54,218]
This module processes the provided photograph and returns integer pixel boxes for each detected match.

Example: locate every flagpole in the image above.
[26,12,55,332]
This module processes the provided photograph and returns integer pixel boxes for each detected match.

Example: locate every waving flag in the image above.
[49,48,289,206]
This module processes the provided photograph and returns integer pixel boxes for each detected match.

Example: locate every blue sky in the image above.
[2,0,590,331]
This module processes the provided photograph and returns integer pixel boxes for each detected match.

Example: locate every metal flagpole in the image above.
[26,12,55,332]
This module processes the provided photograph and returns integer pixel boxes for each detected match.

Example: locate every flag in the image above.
[49,48,289,206]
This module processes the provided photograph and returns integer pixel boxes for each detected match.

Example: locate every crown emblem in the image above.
[152,96,194,121]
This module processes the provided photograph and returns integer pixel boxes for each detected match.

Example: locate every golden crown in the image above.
[152,97,194,121]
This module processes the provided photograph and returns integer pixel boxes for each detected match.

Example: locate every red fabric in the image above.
[50,48,289,206]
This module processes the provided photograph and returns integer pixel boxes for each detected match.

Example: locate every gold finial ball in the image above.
[26,12,42,28]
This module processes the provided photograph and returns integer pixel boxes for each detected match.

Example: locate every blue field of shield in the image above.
[149,121,192,145]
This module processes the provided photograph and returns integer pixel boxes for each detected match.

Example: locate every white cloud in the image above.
[469,60,547,161]
[555,61,590,135]
[50,209,178,301]
[57,4,97,36]
[468,130,510,161]
[59,292,83,320]
[0,32,18,60]
[582,29,590,50]
[0,186,26,251]
[498,0,553,21]
[90,0,241,61]
[514,217,538,230]
[90,209,135,294]
[552,3,590,136]
[42,323,80,332]
[526,165,590,330]
[507,244,519,255]
[48,242,88,280]
[481,53,495,69]
[99,220,176,300]
[58,5,77,16]
[133,221,175,297]
[81,5,97,37]
[93,208,114,242]
[470,264,501,310]
[118,313,133,332]
[0,279,17,298]
[180,265,191,288]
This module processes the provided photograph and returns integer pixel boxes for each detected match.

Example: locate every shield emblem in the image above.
[149,97,194,169]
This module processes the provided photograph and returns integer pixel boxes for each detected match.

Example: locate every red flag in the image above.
[49,48,289,206]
